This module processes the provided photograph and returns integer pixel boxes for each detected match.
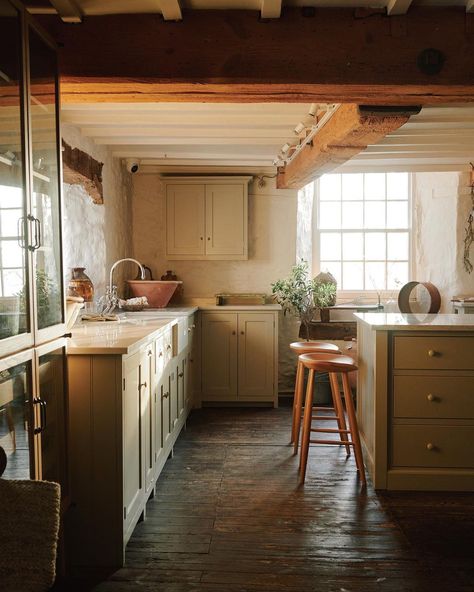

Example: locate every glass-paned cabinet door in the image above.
[28,26,64,334]
[0,349,34,480]
[36,340,68,499]
[0,3,31,348]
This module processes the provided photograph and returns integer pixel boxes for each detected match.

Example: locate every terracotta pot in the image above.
[68,268,94,302]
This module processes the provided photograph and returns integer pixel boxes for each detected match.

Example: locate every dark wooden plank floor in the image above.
[71,408,474,592]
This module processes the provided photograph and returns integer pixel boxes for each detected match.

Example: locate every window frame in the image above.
[312,172,414,299]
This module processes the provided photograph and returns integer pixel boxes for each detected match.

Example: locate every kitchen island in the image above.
[356,313,474,491]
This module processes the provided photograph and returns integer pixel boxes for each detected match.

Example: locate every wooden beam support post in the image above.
[36,7,474,104]
[49,0,82,23]
[261,0,282,19]
[62,140,104,204]
[386,0,413,16]
[160,0,182,21]
[276,105,420,189]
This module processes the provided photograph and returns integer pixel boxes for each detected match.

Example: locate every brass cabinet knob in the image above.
[148,350,152,357]
[188,327,191,333]
[139,381,147,389]
[166,344,172,350]
[162,391,170,399]
[240,331,245,335]
[200,237,203,240]
[159,351,163,357]
[207,237,211,241]
[426,443,434,451]
[427,393,434,402]
[428,349,437,357]
[231,330,236,335]
[178,372,184,378]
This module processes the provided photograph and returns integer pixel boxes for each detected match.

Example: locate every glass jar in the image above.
[68,267,94,302]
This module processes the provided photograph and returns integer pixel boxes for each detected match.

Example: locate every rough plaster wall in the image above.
[296,181,314,268]
[413,171,473,312]
[61,124,133,298]
[132,173,300,391]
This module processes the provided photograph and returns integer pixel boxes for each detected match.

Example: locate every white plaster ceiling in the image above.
[61,102,474,174]
[30,0,474,22]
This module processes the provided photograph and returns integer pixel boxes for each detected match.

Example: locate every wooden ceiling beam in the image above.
[261,0,282,19]
[386,0,413,16]
[36,8,474,104]
[49,0,82,23]
[276,105,420,189]
[467,0,474,12]
[160,0,182,21]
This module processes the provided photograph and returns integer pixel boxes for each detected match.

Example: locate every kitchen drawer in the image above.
[393,375,474,419]
[392,425,474,469]
[393,336,474,370]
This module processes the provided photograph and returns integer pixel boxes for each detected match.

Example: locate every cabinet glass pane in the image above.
[0,4,29,340]
[29,29,63,330]
[0,360,33,479]
[38,347,67,494]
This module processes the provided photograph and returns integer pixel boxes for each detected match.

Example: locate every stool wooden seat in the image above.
[289,341,341,452]
[298,353,365,485]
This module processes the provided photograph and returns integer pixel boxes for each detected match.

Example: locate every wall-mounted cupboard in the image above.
[164,177,251,260]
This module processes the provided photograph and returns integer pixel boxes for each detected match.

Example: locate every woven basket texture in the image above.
[0,479,60,591]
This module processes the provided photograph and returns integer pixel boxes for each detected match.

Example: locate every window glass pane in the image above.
[364,201,385,229]
[365,233,386,261]
[342,262,363,290]
[387,232,409,261]
[387,172,408,200]
[320,262,341,287]
[342,202,363,229]
[342,174,363,201]
[365,262,386,291]
[2,268,24,297]
[319,202,341,229]
[1,209,22,237]
[0,186,22,208]
[342,232,363,260]
[387,201,408,228]
[365,173,386,200]
[2,240,24,268]
[387,262,409,290]
[320,175,341,201]
[320,233,341,260]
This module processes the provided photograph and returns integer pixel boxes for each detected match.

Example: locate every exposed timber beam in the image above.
[467,0,474,12]
[36,8,474,104]
[386,0,413,16]
[261,0,282,19]
[276,105,421,190]
[49,0,82,23]
[160,0,182,21]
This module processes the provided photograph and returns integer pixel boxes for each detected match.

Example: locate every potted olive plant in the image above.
[271,260,336,341]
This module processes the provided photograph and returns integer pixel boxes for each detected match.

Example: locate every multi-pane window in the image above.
[316,172,411,292]
[0,185,25,297]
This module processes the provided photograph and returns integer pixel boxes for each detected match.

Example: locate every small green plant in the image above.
[18,269,61,329]
[271,260,336,340]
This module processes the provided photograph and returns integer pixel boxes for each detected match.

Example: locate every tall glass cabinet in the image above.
[0,0,67,502]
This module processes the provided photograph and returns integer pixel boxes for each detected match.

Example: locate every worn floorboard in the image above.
[61,407,474,591]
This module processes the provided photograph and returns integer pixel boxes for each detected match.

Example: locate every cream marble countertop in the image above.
[68,318,175,355]
[355,313,474,331]
[198,304,281,311]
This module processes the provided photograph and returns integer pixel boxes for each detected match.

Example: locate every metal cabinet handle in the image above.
[139,381,147,389]
[33,397,46,434]
[200,237,203,241]
[178,372,184,378]
[427,393,435,402]
[159,351,163,357]
[207,237,211,241]
[166,344,172,350]
[240,331,244,335]
[162,391,170,399]
[426,442,434,451]
[148,350,152,357]
[428,349,437,357]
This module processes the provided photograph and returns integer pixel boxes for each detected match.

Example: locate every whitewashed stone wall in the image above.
[61,124,134,300]
[413,171,473,312]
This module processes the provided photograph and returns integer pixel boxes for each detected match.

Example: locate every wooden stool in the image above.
[289,341,341,454]
[298,353,366,485]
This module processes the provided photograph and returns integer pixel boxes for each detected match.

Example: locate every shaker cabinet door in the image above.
[201,312,238,399]
[205,184,247,257]
[237,314,274,399]
[166,184,205,256]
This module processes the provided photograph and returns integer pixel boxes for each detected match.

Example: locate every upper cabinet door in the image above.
[0,3,33,357]
[28,25,64,341]
[166,184,205,256]
[205,184,247,258]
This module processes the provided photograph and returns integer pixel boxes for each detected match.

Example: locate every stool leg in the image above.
[293,360,306,455]
[290,359,303,446]
[329,372,351,456]
[299,369,315,484]
[342,373,366,484]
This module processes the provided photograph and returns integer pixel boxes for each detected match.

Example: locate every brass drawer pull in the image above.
[162,391,170,399]
[139,381,147,389]
[426,443,435,451]
[427,393,435,402]
[428,349,438,357]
